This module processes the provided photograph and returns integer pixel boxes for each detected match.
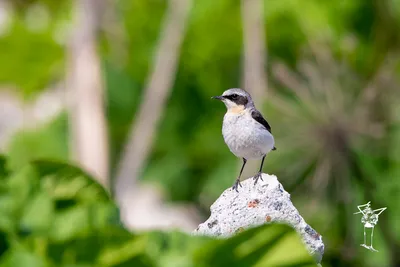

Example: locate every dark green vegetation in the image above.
[1,0,400,266]
[0,157,316,267]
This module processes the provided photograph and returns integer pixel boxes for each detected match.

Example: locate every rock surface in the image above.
[193,173,324,263]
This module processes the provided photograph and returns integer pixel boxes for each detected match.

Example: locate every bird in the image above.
[212,88,276,192]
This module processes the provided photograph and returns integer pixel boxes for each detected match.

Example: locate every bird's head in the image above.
[212,88,253,113]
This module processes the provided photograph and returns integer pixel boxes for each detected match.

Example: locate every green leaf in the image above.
[31,159,111,202]
[6,115,69,173]
[20,194,53,234]
[49,206,88,242]
[0,249,47,267]
[0,157,317,266]
[194,224,317,267]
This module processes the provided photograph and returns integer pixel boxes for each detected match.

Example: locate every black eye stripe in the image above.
[225,94,239,100]
[224,94,248,105]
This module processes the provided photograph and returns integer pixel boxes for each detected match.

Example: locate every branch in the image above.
[66,0,109,188]
[115,0,193,221]
[241,0,268,102]
[239,0,268,175]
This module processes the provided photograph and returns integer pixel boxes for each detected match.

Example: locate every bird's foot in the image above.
[253,172,263,185]
[232,178,242,193]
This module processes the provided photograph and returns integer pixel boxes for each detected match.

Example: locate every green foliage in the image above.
[6,113,69,173]
[0,157,317,266]
[2,0,400,266]
[0,1,69,99]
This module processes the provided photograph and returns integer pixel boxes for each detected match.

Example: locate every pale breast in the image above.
[222,111,274,159]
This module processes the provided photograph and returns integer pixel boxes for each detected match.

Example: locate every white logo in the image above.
[354,201,386,252]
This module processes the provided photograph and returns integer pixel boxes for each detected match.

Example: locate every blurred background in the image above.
[0,0,400,266]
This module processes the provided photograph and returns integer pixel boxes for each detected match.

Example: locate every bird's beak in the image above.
[211,95,224,101]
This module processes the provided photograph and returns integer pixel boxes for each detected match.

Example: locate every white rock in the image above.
[193,173,324,263]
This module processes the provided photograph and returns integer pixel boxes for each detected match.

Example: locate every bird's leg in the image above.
[253,155,265,185]
[232,158,247,192]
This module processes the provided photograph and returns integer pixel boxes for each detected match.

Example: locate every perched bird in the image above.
[212,88,276,192]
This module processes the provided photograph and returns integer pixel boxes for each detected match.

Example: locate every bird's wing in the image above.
[251,109,272,133]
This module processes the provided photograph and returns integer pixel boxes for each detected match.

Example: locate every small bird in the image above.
[212,88,276,192]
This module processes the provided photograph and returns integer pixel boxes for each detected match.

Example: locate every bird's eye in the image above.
[231,94,238,99]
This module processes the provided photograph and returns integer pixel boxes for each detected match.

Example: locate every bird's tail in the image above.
[272,146,277,151]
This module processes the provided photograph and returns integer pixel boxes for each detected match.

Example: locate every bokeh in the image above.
[0,0,399,266]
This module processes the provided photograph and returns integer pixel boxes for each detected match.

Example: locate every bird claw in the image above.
[253,172,263,185]
[232,179,242,192]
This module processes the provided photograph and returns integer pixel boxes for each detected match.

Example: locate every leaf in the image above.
[193,224,317,267]
[49,206,88,242]
[97,230,152,267]
[31,159,111,202]
[4,166,38,218]
[0,157,318,267]
[20,193,54,234]
[0,159,121,263]
[0,249,47,267]
[6,115,69,173]
[0,10,64,98]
